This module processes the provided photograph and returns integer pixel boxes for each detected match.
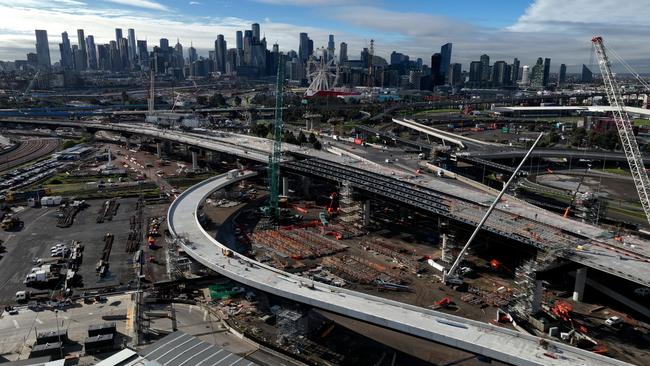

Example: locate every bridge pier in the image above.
[191,150,198,171]
[363,200,371,226]
[532,280,543,313]
[573,267,587,302]
[282,176,289,197]
[300,176,311,197]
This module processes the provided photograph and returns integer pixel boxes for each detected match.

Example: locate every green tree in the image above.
[196,95,208,105]
[313,140,322,150]
[308,132,317,144]
[297,131,307,144]
[233,96,242,106]
[121,91,130,104]
[209,93,226,107]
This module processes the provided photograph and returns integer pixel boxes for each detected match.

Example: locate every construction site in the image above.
[1,34,650,366]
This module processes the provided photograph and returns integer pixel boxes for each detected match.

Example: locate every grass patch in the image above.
[413,108,461,116]
[633,118,650,126]
[599,167,631,176]
[608,206,647,219]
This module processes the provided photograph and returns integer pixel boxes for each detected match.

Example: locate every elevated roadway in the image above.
[467,149,650,165]
[167,171,633,366]
[1,118,648,286]
[393,118,502,150]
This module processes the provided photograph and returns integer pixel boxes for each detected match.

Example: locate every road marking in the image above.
[63,316,69,320]
[35,318,43,324]
[12,320,19,329]
[203,309,208,321]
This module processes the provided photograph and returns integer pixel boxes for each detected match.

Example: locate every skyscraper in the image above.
[60,31,73,70]
[511,58,520,85]
[86,35,97,69]
[137,40,148,67]
[128,28,137,63]
[558,64,567,86]
[439,43,452,82]
[581,64,593,83]
[215,34,227,72]
[469,61,482,86]
[448,63,462,86]
[430,53,442,87]
[299,32,309,62]
[492,61,508,86]
[76,29,87,70]
[521,65,530,85]
[115,28,123,44]
[542,58,551,86]
[35,29,51,69]
[480,54,490,84]
[160,38,169,50]
[236,31,243,50]
[97,44,110,70]
[188,44,197,64]
[251,23,260,43]
[531,57,544,88]
[339,42,347,63]
[243,30,252,66]
[327,34,335,61]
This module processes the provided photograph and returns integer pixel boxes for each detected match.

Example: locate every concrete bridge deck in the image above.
[167,171,634,366]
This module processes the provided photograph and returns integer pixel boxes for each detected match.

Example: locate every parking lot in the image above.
[0,198,142,306]
[0,293,132,361]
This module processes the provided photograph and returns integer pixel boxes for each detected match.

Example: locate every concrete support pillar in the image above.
[156,142,162,158]
[532,280,543,313]
[573,267,587,302]
[191,151,198,171]
[363,200,371,226]
[441,233,449,263]
[301,176,311,197]
[282,176,289,197]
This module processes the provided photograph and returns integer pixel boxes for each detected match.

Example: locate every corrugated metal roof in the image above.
[138,331,259,366]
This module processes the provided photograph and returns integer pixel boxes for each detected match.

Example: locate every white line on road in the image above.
[35,318,43,324]
[12,320,19,329]
[203,309,208,321]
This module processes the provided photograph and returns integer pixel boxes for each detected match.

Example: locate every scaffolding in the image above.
[337,180,364,227]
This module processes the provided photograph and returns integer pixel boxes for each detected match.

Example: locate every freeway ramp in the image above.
[167,171,633,366]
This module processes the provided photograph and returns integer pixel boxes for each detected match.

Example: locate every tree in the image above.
[196,95,208,105]
[121,91,130,104]
[308,132,317,144]
[233,96,242,106]
[283,131,298,144]
[297,131,307,144]
[569,127,587,147]
[313,140,322,150]
[209,93,226,107]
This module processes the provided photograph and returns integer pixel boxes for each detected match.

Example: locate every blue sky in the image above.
[0,0,648,72]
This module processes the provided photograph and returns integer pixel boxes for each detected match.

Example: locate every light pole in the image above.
[54,310,63,359]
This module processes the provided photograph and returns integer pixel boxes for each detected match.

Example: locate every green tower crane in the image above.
[267,54,285,220]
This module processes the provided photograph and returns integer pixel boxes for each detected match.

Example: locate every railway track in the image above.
[0,138,59,172]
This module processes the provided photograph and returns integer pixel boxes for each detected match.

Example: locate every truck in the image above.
[15,290,50,303]
[24,268,58,285]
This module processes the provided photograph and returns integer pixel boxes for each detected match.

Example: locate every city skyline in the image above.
[0,0,648,72]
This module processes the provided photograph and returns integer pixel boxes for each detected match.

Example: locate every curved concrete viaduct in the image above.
[167,171,633,366]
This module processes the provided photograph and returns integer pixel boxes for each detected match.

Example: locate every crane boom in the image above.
[592,36,650,226]
[267,54,285,220]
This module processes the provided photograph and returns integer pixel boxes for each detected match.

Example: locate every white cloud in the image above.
[1,0,649,73]
[189,1,201,4]
[103,0,168,11]
[509,0,649,32]
[253,0,369,5]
